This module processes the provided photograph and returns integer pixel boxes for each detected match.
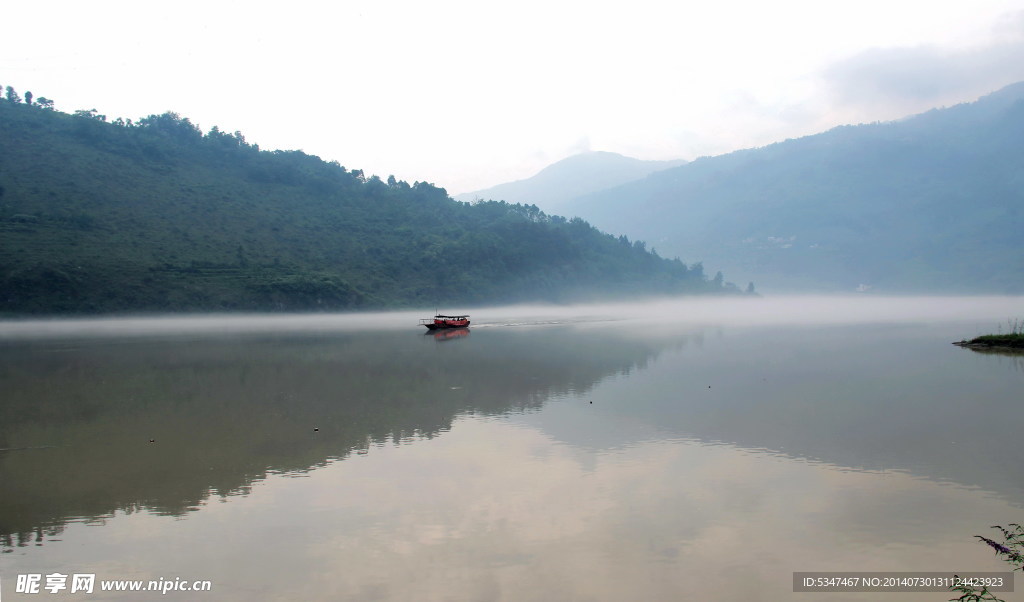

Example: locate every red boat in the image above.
[420,314,470,330]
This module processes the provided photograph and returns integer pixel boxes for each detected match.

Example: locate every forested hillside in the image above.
[0,91,730,315]
[562,82,1024,293]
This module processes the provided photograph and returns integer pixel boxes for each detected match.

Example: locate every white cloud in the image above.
[818,10,1024,122]
[4,1,1023,192]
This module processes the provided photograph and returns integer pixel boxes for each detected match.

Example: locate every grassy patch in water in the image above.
[964,333,1024,348]
[956,319,1024,349]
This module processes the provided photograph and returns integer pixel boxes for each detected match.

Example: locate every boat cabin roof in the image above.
[435,314,469,319]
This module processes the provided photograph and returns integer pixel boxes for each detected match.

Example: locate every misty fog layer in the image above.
[1,295,1019,340]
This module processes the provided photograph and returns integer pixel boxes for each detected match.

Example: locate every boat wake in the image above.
[472,317,624,329]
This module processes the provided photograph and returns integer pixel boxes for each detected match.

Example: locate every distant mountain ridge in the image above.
[455,151,686,211]
[559,82,1024,293]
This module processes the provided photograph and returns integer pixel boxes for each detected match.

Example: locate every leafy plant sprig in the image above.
[949,524,1024,602]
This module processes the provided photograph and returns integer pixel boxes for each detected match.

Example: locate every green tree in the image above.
[73,108,106,121]
[136,112,201,143]
[24,90,33,106]
[5,86,21,103]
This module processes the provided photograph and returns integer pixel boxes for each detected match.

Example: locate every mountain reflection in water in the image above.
[0,324,676,548]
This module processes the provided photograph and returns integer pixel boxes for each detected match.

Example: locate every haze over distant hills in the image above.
[454,151,686,212]
[552,82,1024,293]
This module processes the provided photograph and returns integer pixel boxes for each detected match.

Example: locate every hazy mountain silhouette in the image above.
[559,82,1024,293]
[454,151,686,212]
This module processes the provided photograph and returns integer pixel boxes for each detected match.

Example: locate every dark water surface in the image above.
[1,297,1022,601]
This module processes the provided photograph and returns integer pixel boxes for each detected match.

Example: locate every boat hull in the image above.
[420,314,471,330]
[424,322,470,330]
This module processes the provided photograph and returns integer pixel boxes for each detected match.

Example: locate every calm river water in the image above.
[1,296,1022,601]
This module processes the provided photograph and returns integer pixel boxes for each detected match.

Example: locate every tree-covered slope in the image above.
[562,82,1024,293]
[0,95,727,315]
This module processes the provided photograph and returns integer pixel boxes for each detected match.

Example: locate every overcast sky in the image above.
[5,0,1024,193]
